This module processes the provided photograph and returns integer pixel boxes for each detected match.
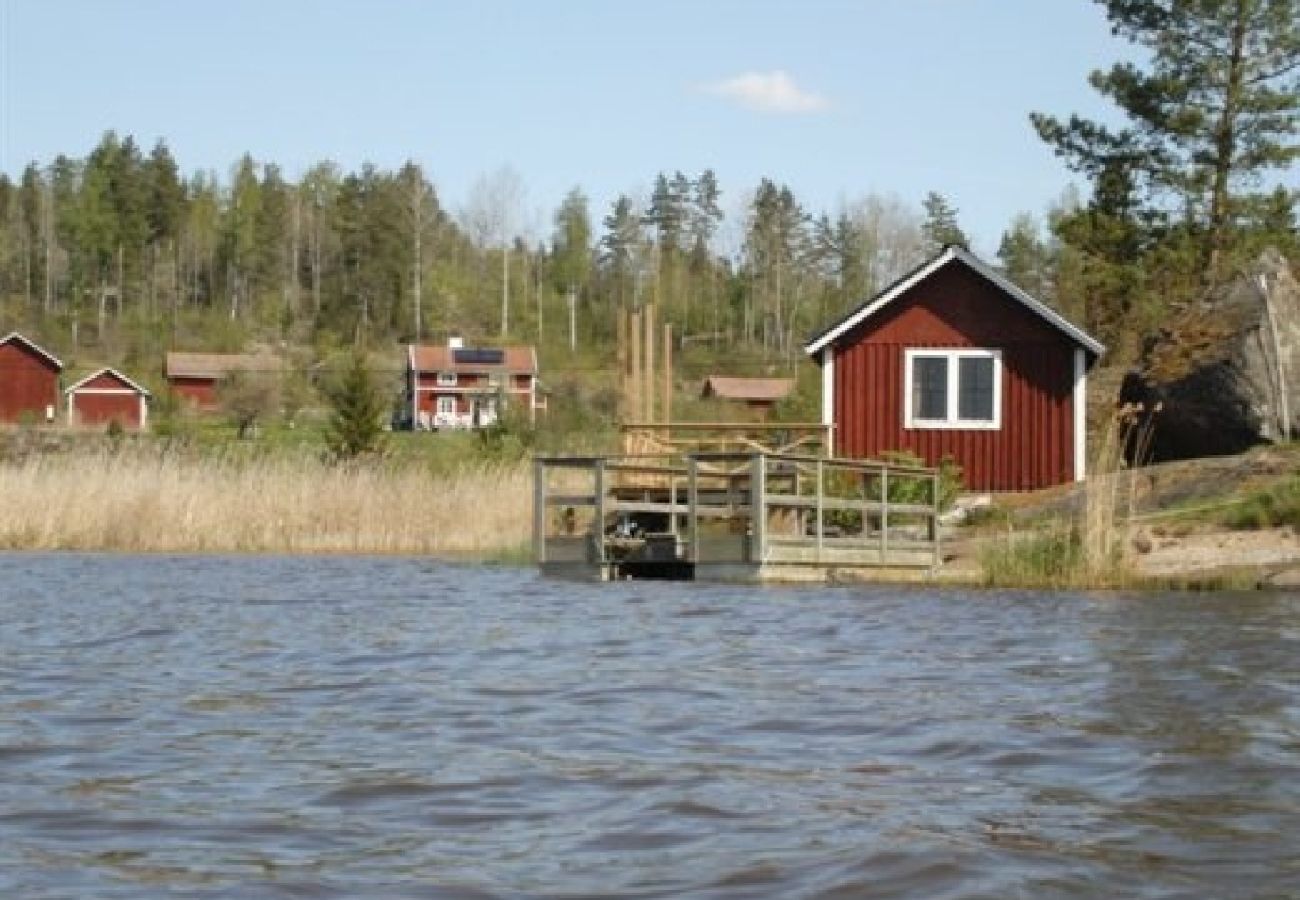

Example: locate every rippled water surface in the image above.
[1,553,1298,898]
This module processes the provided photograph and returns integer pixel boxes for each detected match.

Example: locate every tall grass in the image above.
[0,446,532,557]
[980,404,1157,589]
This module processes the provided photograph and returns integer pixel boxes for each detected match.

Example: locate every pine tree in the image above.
[1031,0,1300,282]
[601,194,642,307]
[325,351,387,460]
[921,191,968,252]
[997,212,1053,298]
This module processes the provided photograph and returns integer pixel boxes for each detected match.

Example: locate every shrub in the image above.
[324,352,387,461]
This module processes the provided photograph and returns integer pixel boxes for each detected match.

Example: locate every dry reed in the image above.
[980,403,1159,589]
[0,447,532,557]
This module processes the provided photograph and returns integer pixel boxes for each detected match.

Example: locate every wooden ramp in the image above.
[534,451,942,584]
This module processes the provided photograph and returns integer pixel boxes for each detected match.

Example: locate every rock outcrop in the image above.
[1122,250,1300,462]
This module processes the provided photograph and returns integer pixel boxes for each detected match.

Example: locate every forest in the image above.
[0,0,1295,418]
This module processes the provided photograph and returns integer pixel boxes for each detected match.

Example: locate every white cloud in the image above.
[701,70,830,114]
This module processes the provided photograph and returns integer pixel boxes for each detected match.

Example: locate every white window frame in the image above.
[903,348,1002,430]
[436,371,457,387]
[436,395,456,415]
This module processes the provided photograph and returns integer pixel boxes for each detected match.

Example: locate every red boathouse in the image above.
[65,368,151,430]
[0,332,63,424]
[804,246,1105,491]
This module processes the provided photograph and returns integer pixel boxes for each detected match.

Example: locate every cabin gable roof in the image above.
[0,332,64,370]
[701,376,794,402]
[803,246,1105,358]
[64,367,152,396]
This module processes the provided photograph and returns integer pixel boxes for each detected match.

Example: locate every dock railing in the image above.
[535,451,942,574]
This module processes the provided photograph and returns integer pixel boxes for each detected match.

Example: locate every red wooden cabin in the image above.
[0,332,62,424]
[804,246,1105,491]
[65,368,151,430]
[700,376,794,419]
[165,352,278,411]
[406,339,542,430]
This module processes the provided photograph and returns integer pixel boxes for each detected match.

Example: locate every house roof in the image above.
[408,344,538,375]
[64,367,152,396]
[803,245,1106,358]
[0,332,63,370]
[165,352,281,380]
[702,376,794,402]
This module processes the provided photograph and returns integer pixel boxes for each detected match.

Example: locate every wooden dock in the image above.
[534,451,942,583]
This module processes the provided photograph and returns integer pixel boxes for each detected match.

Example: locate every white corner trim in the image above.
[903,347,1003,431]
[1073,347,1087,481]
[821,346,835,456]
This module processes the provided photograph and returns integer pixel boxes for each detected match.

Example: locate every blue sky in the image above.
[0,0,1132,254]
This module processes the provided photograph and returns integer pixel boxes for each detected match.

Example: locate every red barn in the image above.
[406,339,541,430]
[165,352,279,410]
[0,332,62,424]
[65,368,151,430]
[804,246,1104,491]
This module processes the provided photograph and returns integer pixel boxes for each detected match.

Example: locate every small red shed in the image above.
[165,352,279,410]
[65,368,151,430]
[0,332,63,424]
[700,376,794,418]
[804,246,1105,491]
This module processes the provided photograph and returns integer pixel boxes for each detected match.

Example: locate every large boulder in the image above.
[1122,249,1300,462]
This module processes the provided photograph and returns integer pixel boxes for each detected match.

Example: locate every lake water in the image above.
[1,554,1297,898]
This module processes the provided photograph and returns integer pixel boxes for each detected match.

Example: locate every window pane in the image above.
[958,356,994,421]
[912,357,948,420]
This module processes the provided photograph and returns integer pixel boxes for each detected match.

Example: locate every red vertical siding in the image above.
[72,393,143,429]
[833,264,1076,491]
[0,342,60,423]
[170,377,220,409]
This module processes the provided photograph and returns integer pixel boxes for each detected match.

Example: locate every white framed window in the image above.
[436,371,457,386]
[904,348,1002,430]
[436,396,456,415]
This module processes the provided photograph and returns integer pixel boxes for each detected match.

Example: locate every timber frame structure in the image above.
[534,451,942,583]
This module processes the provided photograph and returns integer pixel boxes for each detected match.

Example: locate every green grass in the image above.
[1220,476,1300,531]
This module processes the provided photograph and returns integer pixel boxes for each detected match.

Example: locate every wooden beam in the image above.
[663,321,673,426]
[629,307,642,425]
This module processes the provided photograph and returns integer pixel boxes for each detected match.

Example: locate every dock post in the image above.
[931,470,942,570]
[533,457,546,564]
[751,453,766,564]
[593,458,607,565]
[815,458,824,564]
[880,465,889,565]
[688,456,699,564]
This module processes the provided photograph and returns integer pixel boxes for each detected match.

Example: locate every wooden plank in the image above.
[544,494,599,508]
[607,501,691,516]
[544,536,591,563]
[751,454,766,564]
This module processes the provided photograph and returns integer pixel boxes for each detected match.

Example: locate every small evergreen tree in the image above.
[922,191,969,252]
[325,352,387,460]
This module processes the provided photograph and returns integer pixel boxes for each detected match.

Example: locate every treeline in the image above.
[0,0,1295,378]
[0,137,966,371]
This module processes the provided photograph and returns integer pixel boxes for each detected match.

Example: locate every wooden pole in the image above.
[616,306,628,421]
[629,307,641,424]
[644,302,656,424]
[751,453,767,565]
[663,321,673,426]
[533,458,546,563]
